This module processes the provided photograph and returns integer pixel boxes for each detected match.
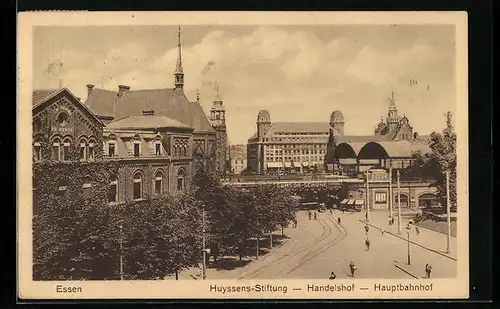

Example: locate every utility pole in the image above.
[389,166,393,219]
[202,208,207,280]
[446,170,451,254]
[119,224,123,280]
[365,170,370,222]
[397,170,402,235]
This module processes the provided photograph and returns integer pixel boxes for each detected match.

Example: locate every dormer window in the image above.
[133,142,140,157]
[155,142,161,156]
[108,141,116,157]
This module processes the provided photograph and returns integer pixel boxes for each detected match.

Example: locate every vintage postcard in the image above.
[17,11,469,300]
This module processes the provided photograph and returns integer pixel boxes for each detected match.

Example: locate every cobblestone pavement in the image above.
[167,209,457,280]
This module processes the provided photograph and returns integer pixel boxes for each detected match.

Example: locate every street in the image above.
[198,209,457,280]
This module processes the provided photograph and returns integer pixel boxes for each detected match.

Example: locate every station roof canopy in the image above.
[334,140,431,159]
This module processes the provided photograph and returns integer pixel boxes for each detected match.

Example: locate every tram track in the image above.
[280,214,348,277]
[238,214,334,279]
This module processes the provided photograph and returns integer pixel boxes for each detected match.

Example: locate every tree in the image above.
[404,112,457,209]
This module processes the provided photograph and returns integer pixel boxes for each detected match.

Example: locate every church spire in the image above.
[214,80,221,101]
[174,25,184,89]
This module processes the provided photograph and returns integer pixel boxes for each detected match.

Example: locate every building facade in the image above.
[33,27,222,205]
[209,82,229,176]
[247,110,331,175]
[84,27,217,177]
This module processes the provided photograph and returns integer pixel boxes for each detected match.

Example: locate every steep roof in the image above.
[266,122,330,135]
[106,115,193,130]
[85,87,215,133]
[32,89,59,105]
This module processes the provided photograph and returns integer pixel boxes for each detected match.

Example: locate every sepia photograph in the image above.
[18,11,469,299]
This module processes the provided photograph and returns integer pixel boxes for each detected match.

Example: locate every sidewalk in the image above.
[362,210,457,260]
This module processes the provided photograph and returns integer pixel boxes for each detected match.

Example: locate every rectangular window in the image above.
[133,182,141,199]
[34,142,41,162]
[375,192,387,204]
[108,184,117,203]
[134,143,140,157]
[63,143,70,161]
[52,144,60,161]
[88,143,94,160]
[155,179,162,195]
[155,143,161,155]
[80,143,86,160]
[82,183,92,200]
[108,142,116,157]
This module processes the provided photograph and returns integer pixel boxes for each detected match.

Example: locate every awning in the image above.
[341,199,349,204]
[355,199,364,205]
[267,162,283,168]
[284,162,291,168]
[302,162,310,167]
[347,199,355,205]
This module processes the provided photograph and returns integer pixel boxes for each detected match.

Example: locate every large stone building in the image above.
[84,27,218,176]
[209,82,229,176]
[247,92,429,175]
[247,110,331,175]
[32,27,224,205]
[229,144,247,175]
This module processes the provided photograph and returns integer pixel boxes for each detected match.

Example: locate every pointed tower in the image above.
[174,26,184,89]
[386,91,401,133]
[209,81,228,176]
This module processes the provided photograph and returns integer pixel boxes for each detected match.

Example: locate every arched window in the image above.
[82,175,92,200]
[33,140,42,162]
[108,175,118,203]
[88,139,95,160]
[79,139,87,161]
[154,170,163,196]
[52,138,61,161]
[418,193,439,208]
[133,172,143,200]
[62,138,71,161]
[177,169,186,191]
[395,193,409,208]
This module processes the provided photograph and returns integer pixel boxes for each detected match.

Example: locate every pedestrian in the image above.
[365,238,370,251]
[349,261,356,277]
[293,218,297,228]
[425,263,432,278]
[365,212,368,220]
[329,271,336,279]
[364,225,369,235]
[330,208,333,214]
[338,217,341,225]
[308,210,312,220]
[314,211,317,220]
[391,217,395,225]
[415,226,420,235]
[381,228,385,235]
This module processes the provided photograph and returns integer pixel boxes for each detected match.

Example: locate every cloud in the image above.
[34,25,456,144]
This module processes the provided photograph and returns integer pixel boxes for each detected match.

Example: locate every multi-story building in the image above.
[247,110,333,175]
[229,144,247,175]
[209,82,229,176]
[84,27,217,177]
[32,27,222,206]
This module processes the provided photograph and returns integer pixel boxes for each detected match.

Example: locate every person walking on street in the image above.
[349,261,356,277]
[415,226,420,235]
[365,238,371,251]
[381,228,385,235]
[329,271,336,279]
[425,263,432,278]
[364,225,369,235]
[337,217,341,225]
[308,210,312,220]
[391,217,395,225]
[314,210,318,220]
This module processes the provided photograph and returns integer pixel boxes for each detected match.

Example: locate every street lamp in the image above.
[405,223,412,265]
[397,170,402,235]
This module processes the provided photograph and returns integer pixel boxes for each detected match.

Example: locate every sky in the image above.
[33,25,456,145]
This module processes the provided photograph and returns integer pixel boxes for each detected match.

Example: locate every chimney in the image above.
[142,110,155,116]
[117,85,130,98]
[86,84,95,97]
